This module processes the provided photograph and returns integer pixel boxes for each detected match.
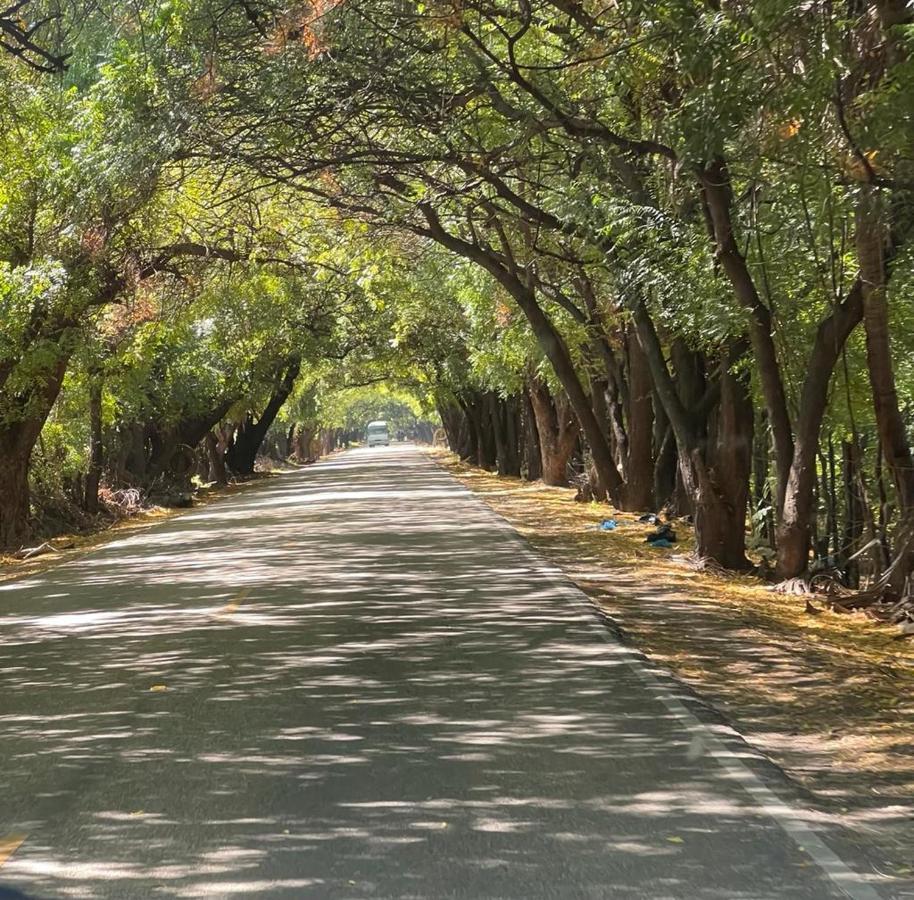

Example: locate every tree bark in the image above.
[0,443,31,549]
[521,389,543,481]
[528,377,580,487]
[700,158,794,515]
[631,299,752,568]
[856,187,914,589]
[84,377,103,514]
[0,355,70,548]
[205,431,228,484]
[488,393,521,476]
[624,328,655,511]
[226,357,301,475]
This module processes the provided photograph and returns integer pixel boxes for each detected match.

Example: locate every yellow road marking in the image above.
[0,834,26,868]
[215,588,250,618]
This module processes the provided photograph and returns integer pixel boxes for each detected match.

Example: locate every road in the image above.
[0,446,887,899]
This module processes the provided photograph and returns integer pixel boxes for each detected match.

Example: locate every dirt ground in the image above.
[433,450,914,884]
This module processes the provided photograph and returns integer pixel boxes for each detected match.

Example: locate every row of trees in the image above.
[2,1,914,594]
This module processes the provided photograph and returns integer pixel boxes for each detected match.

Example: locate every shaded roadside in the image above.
[0,471,296,586]
[433,450,914,886]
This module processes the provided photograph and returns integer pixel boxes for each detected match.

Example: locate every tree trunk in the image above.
[206,431,228,484]
[0,443,31,549]
[702,345,754,569]
[510,287,623,498]
[488,393,521,476]
[528,378,580,487]
[438,400,465,457]
[631,300,752,568]
[470,394,497,469]
[521,389,543,481]
[842,439,864,587]
[752,411,775,550]
[0,356,70,548]
[226,358,300,475]
[294,425,316,461]
[702,158,864,578]
[502,395,522,476]
[775,281,864,577]
[418,208,626,502]
[653,423,677,512]
[85,377,103,514]
[624,328,655,511]
[700,157,794,514]
[857,186,914,589]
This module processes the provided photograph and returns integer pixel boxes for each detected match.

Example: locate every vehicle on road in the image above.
[366,420,390,447]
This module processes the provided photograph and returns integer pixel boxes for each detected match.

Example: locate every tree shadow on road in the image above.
[0,451,888,898]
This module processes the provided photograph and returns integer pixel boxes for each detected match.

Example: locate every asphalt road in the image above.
[0,446,888,899]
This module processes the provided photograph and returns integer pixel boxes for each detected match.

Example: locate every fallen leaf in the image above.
[0,834,26,867]
[149,684,168,692]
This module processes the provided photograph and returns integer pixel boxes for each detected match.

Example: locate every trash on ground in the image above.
[646,524,677,544]
[599,518,618,531]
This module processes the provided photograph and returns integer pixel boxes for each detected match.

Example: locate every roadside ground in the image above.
[0,470,299,584]
[433,450,914,886]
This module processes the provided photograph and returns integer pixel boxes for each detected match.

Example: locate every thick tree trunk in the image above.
[528,378,580,487]
[226,358,301,475]
[294,425,316,461]
[471,394,497,469]
[85,378,103,514]
[631,301,752,568]
[0,356,70,548]
[702,346,754,569]
[0,443,31,549]
[488,393,521,477]
[702,158,864,577]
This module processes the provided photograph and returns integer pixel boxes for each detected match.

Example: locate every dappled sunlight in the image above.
[0,448,879,898]
[438,453,914,892]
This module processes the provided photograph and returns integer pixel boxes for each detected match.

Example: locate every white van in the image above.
[366,420,390,447]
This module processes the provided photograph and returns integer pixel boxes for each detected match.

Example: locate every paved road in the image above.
[0,447,886,899]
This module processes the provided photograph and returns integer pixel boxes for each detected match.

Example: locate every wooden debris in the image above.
[13,540,74,560]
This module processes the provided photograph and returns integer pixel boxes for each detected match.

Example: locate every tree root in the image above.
[772,572,914,634]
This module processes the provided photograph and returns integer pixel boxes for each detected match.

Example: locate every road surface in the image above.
[0,447,886,898]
